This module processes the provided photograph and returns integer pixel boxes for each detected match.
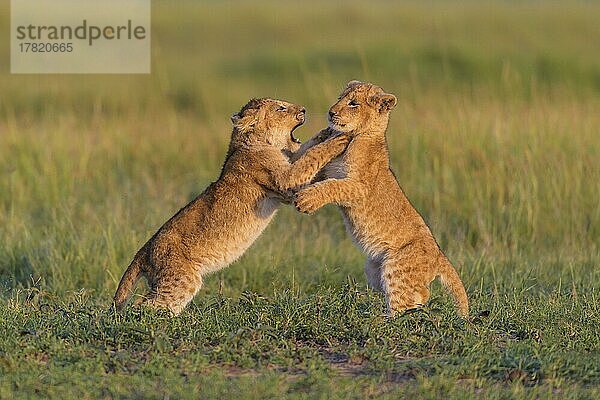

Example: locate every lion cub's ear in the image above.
[346,80,363,88]
[371,92,397,113]
[231,111,257,132]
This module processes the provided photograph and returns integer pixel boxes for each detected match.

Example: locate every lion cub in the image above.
[295,81,469,317]
[114,98,350,314]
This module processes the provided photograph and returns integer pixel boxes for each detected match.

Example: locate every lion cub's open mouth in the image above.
[290,121,303,144]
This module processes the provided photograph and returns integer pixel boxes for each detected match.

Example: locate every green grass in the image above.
[2,286,599,399]
[1,1,599,398]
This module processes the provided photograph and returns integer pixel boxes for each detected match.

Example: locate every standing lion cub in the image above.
[295,81,469,317]
[114,98,350,314]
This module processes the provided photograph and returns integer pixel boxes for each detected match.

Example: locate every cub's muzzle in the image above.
[296,107,306,122]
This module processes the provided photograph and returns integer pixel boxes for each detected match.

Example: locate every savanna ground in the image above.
[1,1,599,398]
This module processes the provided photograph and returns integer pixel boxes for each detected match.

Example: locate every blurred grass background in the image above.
[0,0,599,299]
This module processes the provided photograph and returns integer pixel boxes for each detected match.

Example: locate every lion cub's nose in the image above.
[329,110,336,119]
[296,108,306,121]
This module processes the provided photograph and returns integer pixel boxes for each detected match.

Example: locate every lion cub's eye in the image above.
[276,105,287,112]
[348,100,359,108]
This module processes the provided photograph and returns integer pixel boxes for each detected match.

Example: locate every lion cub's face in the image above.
[328,81,397,134]
[231,98,306,152]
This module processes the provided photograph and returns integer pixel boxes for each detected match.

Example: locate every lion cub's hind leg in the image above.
[140,267,203,315]
[364,257,384,292]
[381,256,434,317]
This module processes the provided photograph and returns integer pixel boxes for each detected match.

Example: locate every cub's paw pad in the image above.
[329,133,351,146]
[294,189,322,214]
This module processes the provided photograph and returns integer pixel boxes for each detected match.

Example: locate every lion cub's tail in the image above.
[438,257,469,317]
[113,254,143,310]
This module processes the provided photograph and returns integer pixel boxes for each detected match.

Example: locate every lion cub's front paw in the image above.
[315,127,336,143]
[295,187,325,214]
[325,132,351,151]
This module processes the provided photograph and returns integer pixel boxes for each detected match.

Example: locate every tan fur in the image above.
[295,81,469,317]
[114,98,350,315]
